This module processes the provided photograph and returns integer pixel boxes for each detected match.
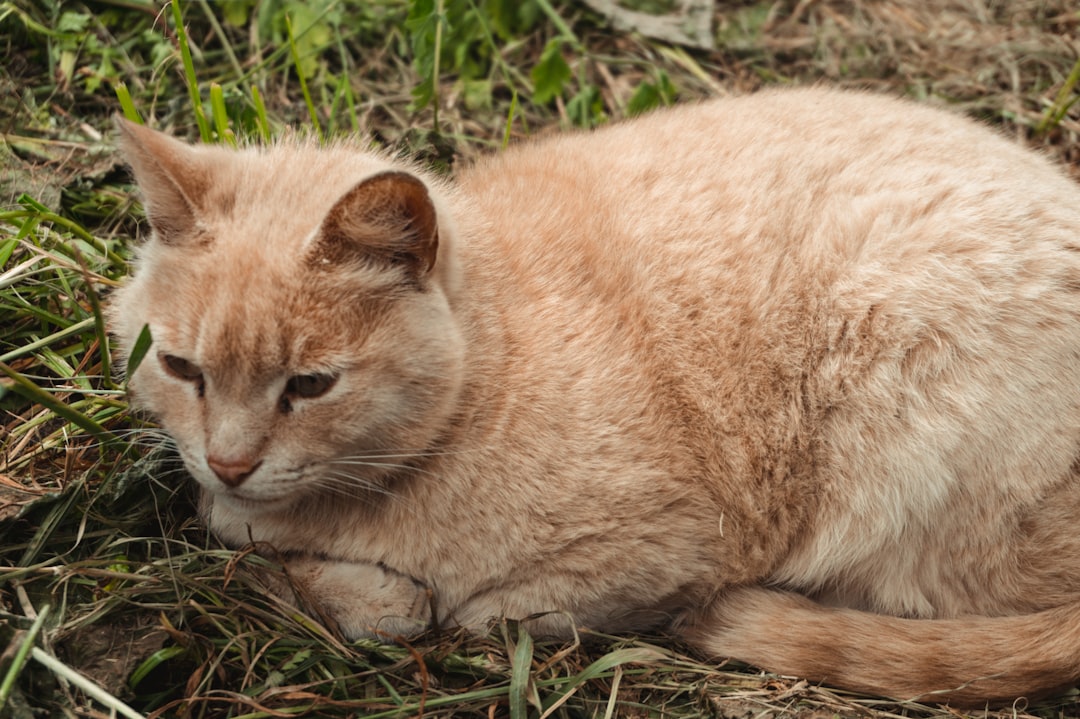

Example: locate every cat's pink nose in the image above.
[207,456,262,487]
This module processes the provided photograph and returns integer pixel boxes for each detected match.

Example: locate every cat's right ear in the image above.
[114,116,207,244]
[310,171,439,284]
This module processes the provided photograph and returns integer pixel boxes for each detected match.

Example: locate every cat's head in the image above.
[109,119,465,512]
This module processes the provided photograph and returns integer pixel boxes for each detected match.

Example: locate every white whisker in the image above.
[329,446,478,459]
[324,459,440,478]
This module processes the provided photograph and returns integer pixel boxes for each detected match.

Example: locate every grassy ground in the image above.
[2,0,1079,717]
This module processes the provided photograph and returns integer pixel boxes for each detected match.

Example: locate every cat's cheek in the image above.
[120,364,159,412]
[282,389,387,452]
[121,380,142,409]
[180,457,219,494]
[128,376,216,491]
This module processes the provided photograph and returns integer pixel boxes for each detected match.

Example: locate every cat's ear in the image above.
[312,171,439,281]
[114,116,208,244]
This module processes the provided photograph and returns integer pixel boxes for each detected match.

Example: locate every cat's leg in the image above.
[261,556,433,640]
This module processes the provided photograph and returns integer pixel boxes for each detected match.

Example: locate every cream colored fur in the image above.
[109,88,1080,706]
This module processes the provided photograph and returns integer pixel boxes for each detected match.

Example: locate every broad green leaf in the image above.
[463,78,493,111]
[56,12,90,33]
[566,84,603,127]
[627,71,676,117]
[531,39,570,105]
[222,0,251,27]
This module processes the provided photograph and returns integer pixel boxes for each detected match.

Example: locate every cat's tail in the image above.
[685,586,1080,706]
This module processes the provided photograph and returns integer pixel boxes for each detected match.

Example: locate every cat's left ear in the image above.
[113,116,208,245]
[311,171,438,282]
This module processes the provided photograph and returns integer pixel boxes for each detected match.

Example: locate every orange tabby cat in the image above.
[109,88,1080,706]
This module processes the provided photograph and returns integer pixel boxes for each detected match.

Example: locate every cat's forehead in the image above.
[202,143,398,255]
[142,242,389,379]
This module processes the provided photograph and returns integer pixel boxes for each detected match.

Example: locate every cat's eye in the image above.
[284,372,337,400]
[161,353,203,382]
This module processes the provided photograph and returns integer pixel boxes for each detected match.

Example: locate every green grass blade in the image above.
[124,323,153,379]
[69,245,114,389]
[1,207,128,272]
[431,0,444,133]
[539,647,663,718]
[15,193,49,213]
[533,0,579,47]
[171,0,211,142]
[251,84,271,142]
[286,15,323,142]
[128,645,187,690]
[0,236,16,266]
[335,38,360,134]
[1038,56,1080,134]
[0,318,95,364]
[210,82,237,146]
[196,0,244,80]
[509,624,535,719]
[0,604,50,707]
[0,361,117,441]
[503,90,519,149]
[114,82,143,123]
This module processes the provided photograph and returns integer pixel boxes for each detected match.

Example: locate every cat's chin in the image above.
[205,486,303,515]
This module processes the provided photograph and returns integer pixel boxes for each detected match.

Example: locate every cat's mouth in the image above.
[213,488,297,513]
[202,478,301,512]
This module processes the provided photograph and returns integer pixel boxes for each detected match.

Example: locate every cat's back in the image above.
[449,88,1080,504]
[458,88,1076,264]
[454,87,1080,338]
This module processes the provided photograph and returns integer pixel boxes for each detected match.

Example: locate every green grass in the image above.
[2,0,1079,717]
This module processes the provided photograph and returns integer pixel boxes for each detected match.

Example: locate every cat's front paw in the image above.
[269,557,432,640]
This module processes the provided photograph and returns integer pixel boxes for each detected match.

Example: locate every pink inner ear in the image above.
[314,171,439,277]
[115,118,208,244]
